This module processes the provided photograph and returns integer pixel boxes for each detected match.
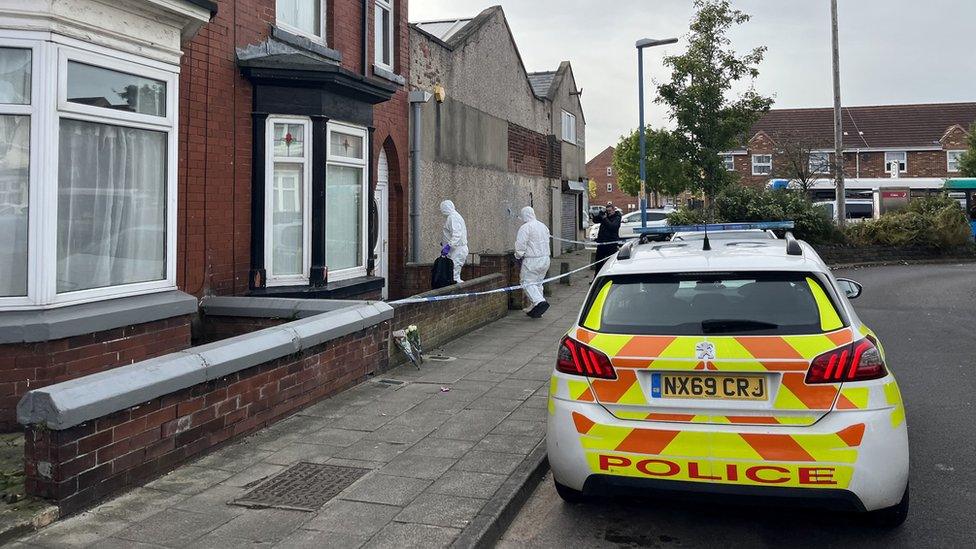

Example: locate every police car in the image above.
[547,223,910,527]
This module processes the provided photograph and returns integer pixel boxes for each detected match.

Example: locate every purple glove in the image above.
[441,244,452,257]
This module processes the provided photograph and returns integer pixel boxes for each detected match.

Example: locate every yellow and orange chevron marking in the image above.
[572,411,865,464]
[571,327,857,423]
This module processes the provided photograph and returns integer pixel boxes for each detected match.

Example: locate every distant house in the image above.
[410,6,587,257]
[727,102,976,198]
[586,146,639,212]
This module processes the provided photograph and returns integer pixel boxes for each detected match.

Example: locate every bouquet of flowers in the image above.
[406,325,423,360]
[393,325,424,369]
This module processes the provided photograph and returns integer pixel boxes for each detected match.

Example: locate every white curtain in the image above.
[325,164,363,272]
[57,119,167,293]
[278,0,320,36]
[0,48,30,105]
[0,115,29,296]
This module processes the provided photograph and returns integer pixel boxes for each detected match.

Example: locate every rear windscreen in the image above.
[581,272,844,335]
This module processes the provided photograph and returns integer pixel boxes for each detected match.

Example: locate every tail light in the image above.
[556,336,617,379]
[806,338,887,384]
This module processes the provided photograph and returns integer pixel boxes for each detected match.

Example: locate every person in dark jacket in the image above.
[592,202,622,271]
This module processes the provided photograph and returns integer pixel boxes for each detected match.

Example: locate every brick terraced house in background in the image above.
[0,0,411,429]
[586,146,639,213]
[728,102,976,198]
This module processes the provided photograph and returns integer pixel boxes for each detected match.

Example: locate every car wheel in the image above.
[554,480,588,504]
[866,484,909,528]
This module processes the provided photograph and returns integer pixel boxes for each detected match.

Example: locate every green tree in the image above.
[657,0,773,199]
[958,124,976,177]
[611,127,691,206]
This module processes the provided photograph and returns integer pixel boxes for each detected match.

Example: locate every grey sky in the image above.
[409,0,976,161]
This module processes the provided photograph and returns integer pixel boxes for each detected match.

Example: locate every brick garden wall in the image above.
[390,275,508,367]
[400,253,522,309]
[0,317,192,432]
[23,322,390,514]
[815,245,976,266]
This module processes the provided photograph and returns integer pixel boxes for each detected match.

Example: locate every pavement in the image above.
[11,251,594,549]
[500,262,976,549]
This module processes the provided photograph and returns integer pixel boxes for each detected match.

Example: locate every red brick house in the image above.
[0,0,410,429]
[586,146,639,212]
[727,102,976,198]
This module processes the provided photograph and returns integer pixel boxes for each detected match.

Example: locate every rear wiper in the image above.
[701,319,779,334]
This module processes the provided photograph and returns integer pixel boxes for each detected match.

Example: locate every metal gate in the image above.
[561,193,578,253]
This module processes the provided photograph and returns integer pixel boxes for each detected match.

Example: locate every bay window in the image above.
[265,117,312,285]
[326,123,368,280]
[375,0,394,71]
[277,0,325,40]
[0,39,177,311]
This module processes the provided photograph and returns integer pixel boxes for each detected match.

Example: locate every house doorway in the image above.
[374,150,390,299]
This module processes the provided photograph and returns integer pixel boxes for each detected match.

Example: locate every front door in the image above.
[374,150,390,298]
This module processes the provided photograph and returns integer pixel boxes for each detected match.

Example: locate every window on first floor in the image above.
[752,154,772,175]
[808,151,830,174]
[0,39,177,311]
[884,151,907,174]
[607,183,613,192]
[374,0,394,71]
[277,0,325,40]
[561,110,576,144]
[721,154,735,171]
[606,166,612,176]
[947,150,965,173]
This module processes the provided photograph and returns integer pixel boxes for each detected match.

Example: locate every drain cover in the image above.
[425,354,456,362]
[231,462,368,512]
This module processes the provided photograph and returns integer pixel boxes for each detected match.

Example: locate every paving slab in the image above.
[340,474,431,506]
[394,492,484,529]
[364,522,461,549]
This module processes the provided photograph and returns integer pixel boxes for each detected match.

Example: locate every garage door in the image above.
[561,193,578,253]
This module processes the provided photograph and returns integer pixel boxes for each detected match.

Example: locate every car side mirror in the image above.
[836,278,863,300]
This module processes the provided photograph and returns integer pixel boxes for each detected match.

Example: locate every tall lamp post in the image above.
[637,37,678,229]
[830,0,846,226]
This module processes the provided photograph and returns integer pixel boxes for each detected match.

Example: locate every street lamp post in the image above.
[636,37,678,229]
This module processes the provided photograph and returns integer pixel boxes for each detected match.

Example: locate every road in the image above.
[500,263,976,548]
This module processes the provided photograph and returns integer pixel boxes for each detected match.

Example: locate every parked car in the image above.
[588,208,674,241]
[814,199,874,222]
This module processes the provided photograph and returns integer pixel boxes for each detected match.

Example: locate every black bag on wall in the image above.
[431,257,455,290]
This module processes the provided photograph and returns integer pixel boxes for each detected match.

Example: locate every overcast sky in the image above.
[410,0,976,161]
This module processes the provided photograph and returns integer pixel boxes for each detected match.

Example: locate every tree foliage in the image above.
[611,127,692,203]
[845,195,972,249]
[958,124,976,177]
[657,0,773,199]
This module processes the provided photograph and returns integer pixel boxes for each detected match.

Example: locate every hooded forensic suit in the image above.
[440,200,469,283]
[514,206,551,310]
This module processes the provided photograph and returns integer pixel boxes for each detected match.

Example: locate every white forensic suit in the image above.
[440,200,469,283]
[514,206,551,310]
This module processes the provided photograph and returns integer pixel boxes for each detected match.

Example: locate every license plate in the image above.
[650,373,767,401]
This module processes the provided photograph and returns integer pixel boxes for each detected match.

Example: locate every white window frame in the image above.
[808,151,830,173]
[265,116,312,287]
[884,151,907,174]
[947,150,965,173]
[561,110,576,144]
[277,0,327,42]
[606,183,613,192]
[374,0,394,72]
[751,154,772,176]
[721,154,735,171]
[0,35,179,311]
[606,167,612,176]
[326,121,369,282]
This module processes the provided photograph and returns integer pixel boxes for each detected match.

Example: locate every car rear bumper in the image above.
[547,397,909,511]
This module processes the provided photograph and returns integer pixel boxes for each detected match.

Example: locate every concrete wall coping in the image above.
[199,296,369,319]
[0,291,199,345]
[17,301,393,430]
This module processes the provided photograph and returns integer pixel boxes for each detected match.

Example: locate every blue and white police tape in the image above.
[550,235,634,246]
[388,257,605,305]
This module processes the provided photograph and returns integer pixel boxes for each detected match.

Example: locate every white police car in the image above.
[547,223,910,527]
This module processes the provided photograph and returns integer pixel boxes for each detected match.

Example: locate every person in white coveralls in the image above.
[514,206,551,318]
[440,200,469,283]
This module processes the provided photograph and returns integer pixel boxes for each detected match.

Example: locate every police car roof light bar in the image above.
[634,221,796,235]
